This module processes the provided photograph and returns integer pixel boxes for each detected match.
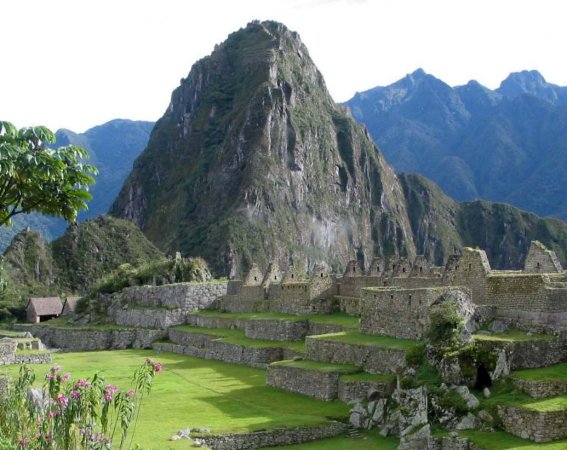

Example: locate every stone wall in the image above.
[115,308,187,329]
[269,297,335,315]
[266,364,344,400]
[338,377,395,403]
[244,319,309,341]
[12,353,52,364]
[359,287,472,340]
[198,423,348,450]
[13,325,164,351]
[498,405,567,442]
[305,337,406,374]
[0,339,17,364]
[477,336,567,370]
[121,282,227,311]
[513,377,567,399]
[186,314,245,330]
[335,296,361,316]
[167,329,284,368]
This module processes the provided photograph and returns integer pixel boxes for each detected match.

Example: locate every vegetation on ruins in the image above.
[0,357,161,449]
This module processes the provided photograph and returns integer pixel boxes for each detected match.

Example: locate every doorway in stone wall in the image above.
[474,363,492,390]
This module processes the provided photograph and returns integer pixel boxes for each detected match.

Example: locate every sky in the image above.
[1,0,566,133]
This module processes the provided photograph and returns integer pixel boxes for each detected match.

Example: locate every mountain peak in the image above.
[496,70,561,103]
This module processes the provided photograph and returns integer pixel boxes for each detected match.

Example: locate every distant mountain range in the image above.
[0,119,154,252]
[345,69,567,221]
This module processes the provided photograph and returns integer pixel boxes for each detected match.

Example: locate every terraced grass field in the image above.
[1,350,350,449]
[173,325,306,352]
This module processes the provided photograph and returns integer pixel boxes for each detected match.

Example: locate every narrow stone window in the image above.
[291,274,294,279]
[469,263,472,270]
[274,275,277,280]
[402,267,406,273]
[254,276,257,281]
[390,294,394,300]
[419,267,423,273]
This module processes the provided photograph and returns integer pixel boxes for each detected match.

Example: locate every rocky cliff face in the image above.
[111,21,416,276]
[400,174,567,268]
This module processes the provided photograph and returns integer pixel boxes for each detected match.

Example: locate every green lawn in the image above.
[461,430,567,449]
[271,359,360,374]
[0,328,23,337]
[473,329,554,343]
[1,350,350,449]
[513,363,567,381]
[309,331,419,351]
[481,380,567,412]
[173,325,306,353]
[258,430,399,449]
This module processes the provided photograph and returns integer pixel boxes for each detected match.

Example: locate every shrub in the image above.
[0,358,162,449]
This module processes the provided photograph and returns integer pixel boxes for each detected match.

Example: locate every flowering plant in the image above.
[0,358,162,449]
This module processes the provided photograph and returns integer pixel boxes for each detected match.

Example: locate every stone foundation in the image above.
[476,336,567,370]
[267,364,349,401]
[121,282,227,310]
[198,422,348,450]
[167,329,286,368]
[115,308,187,329]
[513,377,567,399]
[305,337,407,374]
[13,325,164,351]
[244,319,309,341]
[338,377,395,403]
[498,405,567,442]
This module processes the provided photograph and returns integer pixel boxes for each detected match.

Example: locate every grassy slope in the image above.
[310,331,419,351]
[0,350,350,449]
[513,363,567,381]
[271,359,360,374]
[473,329,554,343]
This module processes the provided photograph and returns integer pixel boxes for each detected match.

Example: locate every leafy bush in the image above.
[0,359,162,449]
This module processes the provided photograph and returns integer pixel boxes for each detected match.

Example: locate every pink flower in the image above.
[50,365,62,372]
[74,379,91,389]
[61,373,71,382]
[71,390,81,399]
[154,362,163,372]
[55,393,68,408]
[126,389,136,398]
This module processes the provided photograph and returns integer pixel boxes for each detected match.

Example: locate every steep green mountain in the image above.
[345,69,567,220]
[111,22,567,275]
[400,174,567,268]
[0,216,164,320]
[111,20,416,276]
[0,119,154,252]
[51,215,164,292]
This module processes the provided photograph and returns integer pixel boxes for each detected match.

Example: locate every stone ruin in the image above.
[223,240,567,333]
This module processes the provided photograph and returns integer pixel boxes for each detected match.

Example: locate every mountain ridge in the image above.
[346,69,567,220]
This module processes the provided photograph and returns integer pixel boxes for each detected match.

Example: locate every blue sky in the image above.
[2,0,566,132]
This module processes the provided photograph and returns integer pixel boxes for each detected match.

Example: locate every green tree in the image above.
[0,120,97,227]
